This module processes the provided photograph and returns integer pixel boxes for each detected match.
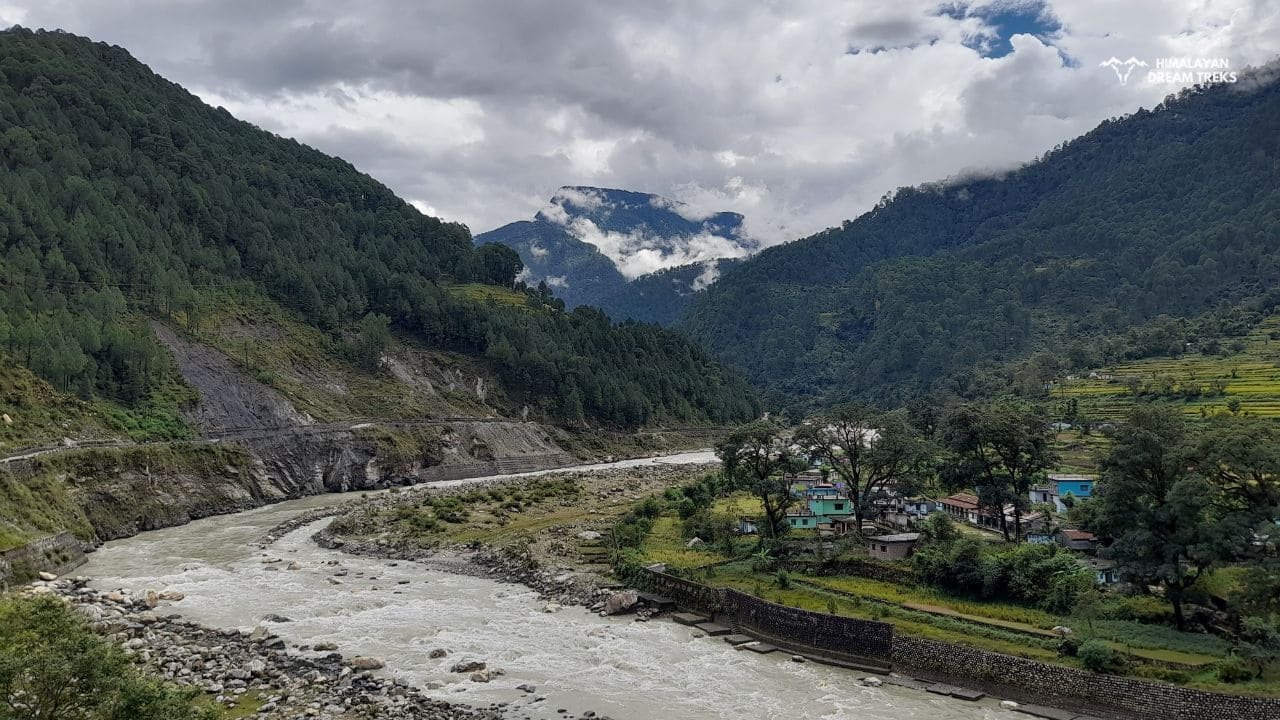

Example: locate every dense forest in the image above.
[0,28,758,429]
[684,65,1280,412]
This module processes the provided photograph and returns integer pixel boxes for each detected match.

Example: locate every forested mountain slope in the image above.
[684,66,1280,410]
[0,28,758,432]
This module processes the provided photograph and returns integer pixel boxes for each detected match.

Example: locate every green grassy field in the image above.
[1053,316,1280,420]
[447,283,531,308]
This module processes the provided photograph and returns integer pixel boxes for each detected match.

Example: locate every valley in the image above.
[1,14,1280,720]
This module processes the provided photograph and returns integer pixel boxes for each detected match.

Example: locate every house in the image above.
[737,516,759,535]
[786,508,822,531]
[941,493,981,524]
[868,533,921,561]
[1026,532,1055,545]
[785,491,855,531]
[831,517,862,536]
[1057,528,1097,552]
[881,496,935,528]
[1078,557,1120,586]
[1030,474,1097,512]
[940,493,1047,535]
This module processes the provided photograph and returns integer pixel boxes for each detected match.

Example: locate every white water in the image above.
[83,452,1015,720]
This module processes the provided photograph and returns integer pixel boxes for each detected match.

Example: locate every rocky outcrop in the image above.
[151,322,312,433]
[14,420,580,545]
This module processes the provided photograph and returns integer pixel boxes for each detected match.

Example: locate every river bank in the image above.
[74,451,1017,720]
[25,576,534,720]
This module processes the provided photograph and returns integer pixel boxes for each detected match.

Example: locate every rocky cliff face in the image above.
[53,420,578,543]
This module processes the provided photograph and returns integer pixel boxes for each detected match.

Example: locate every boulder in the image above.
[450,660,486,674]
[603,590,639,616]
[144,590,159,608]
[861,677,883,687]
[686,537,705,548]
[428,648,448,659]
[314,642,339,652]
[262,614,293,623]
[37,571,57,582]
[247,626,270,643]
[1051,625,1073,637]
[157,591,185,601]
[576,530,603,541]
[349,657,385,671]
[542,602,563,613]
[1000,701,1020,710]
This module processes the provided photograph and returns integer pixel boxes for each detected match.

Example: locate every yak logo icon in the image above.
[1100,56,1148,84]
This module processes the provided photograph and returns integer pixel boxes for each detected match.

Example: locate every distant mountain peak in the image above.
[528,186,755,279]
[475,186,755,323]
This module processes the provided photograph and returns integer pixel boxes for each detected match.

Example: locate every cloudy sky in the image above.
[4,0,1278,254]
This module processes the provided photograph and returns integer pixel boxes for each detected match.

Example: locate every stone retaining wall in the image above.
[893,636,1280,720]
[639,569,894,663]
[640,569,1280,720]
[0,531,85,587]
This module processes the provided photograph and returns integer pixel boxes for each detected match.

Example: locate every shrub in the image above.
[1100,595,1174,624]
[775,570,792,589]
[1079,639,1123,673]
[0,595,216,720]
[1057,636,1082,657]
[635,496,665,519]
[409,515,437,532]
[1214,655,1254,684]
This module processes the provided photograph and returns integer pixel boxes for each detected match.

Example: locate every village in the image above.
[734,467,1117,585]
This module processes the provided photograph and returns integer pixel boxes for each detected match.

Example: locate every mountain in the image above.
[593,258,741,327]
[475,186,754,323]
[683,67,1280,411]
[0,27,758,434]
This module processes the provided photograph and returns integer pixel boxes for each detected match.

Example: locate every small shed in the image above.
[867,533,920,561]
[738,516,759,535]
[1057,528,1097,551]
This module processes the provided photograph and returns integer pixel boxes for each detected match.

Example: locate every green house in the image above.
[786,494,854,530]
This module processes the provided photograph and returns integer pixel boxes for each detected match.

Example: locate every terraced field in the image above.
[1053,316,1280,419]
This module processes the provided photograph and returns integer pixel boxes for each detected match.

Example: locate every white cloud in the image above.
[565,217,753,279]
[9,0,1280,248]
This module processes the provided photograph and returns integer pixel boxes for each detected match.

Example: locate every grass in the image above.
[201,691,263,718]
[447,283,531,308]
[365,475,608,547]
[0,464,95,551]
[0,443,253,548]
[184,291,499,422]
[1053,315,1280,420]
[639,515,729,569]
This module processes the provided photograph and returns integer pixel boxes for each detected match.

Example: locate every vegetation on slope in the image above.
[0,28,756,430]
[0,594,215,719]
[684,67,1280,412]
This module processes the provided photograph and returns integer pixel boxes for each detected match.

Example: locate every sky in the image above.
[4,0,1279,261]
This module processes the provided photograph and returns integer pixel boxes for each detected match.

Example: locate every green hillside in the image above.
[684,66,1280,412]
[0,28,757,432]
[1054,315,1280,420]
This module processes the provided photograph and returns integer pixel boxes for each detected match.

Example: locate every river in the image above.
[82,451,1016,720]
